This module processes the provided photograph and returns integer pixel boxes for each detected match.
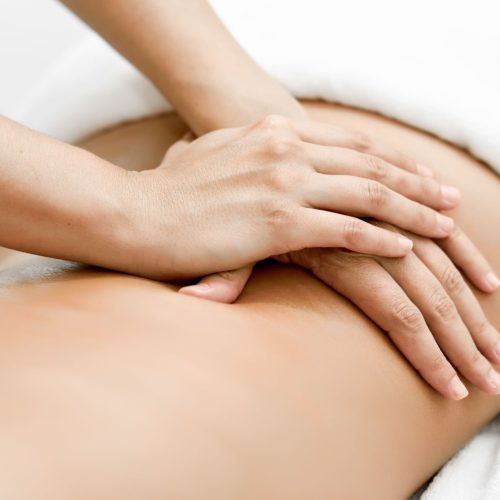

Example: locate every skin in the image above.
[3,0,456,282]
[0,0,493,396]
[0,114,456,278]
[0,103,498,499]
[138,121,500,400]
[2,2,496,498]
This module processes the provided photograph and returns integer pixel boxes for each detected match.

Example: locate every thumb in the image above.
[178,264,254,303]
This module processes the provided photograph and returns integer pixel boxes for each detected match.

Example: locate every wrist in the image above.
[71,167,140,272]
[168,76,308,135]
[105,168,181,279]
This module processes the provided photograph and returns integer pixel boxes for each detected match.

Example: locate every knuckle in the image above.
[365,180,389,209]
[394,173,412,194]
[257,114,290,131]
[471,322,500,364]
[429,289,456,322]
[469,348,484,368]
[364,155,388,180]
[440,265,465,294]
[425,353,452,375]
[266,167,288,192]
[456,348,484,372]
[391,300,423,332]
[351,132,372,152]
[264,201,295,235]
[342,218,365,246]
[413,206,431,229]
[264,136,299,157]
[266,165,304,193]
[398,154,417,173]
[312,250,362,282]
[472,319,492,339]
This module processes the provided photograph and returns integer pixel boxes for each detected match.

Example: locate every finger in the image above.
[411,235,500,365]
[293,208,414,257]
[436,225,500,293]
[305,144,460,210]
[178,264,253,304]
[162,132,195,162]
[306,174,455,238]
[378,251,500,395]
[292,248,466,399]
[291,120,433,177]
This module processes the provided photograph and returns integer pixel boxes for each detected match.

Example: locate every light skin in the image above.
[0,0,495,415]
[57,0,500,398]
[0,114,456,278]
[133,117,461,279]
[0,105,498,499]
[1,116,497,399]
[138,122,500,400]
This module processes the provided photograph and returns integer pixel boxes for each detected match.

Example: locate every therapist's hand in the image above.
[130,115,460,280]
[182,222,500,400]
[286,225,500,400]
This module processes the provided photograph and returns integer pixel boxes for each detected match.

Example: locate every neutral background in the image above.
[0,0,90,116]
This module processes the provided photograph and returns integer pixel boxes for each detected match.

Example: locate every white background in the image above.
[0,0,90,116]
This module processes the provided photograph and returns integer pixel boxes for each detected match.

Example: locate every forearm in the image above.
[60,0,306,134]
[0,116,131,268]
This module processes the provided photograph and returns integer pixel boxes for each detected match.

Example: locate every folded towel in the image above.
[13,0,500,176]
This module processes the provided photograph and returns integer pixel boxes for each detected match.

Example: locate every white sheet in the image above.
[10,1,500,498]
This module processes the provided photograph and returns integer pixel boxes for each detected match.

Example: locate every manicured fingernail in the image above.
[487,368,500,394]
[195,283,211,290]
[179,283,211,294]
[398,237,413,253]
[440,185,461,206]
[485,272,500,291]
[449,376,468,400]
[417,163,434,177]
[437,213,455,234]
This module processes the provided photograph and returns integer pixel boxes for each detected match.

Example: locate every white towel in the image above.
[10,1,500,498]
[14,0,500,176]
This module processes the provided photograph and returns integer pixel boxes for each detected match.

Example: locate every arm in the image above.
[60,0,497,294]
[58,0,499,402]
[0,116,130,268]
[60,0,306,134]
[4,114,455,279]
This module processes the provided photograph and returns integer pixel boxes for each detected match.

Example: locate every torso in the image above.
[0,102,499,499]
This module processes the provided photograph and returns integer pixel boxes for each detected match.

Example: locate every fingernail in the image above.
[437,213,455,234]
[398,236,413,253]
[179,283,211,294]
[195,283,211,290]
[487,368,500,394]
[448,376,469,400]
[440,185,462,206]
[485,272,500,291]
[417,163,434,177]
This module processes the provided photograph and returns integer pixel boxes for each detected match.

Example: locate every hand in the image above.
[182,222,500,400]
[128,114,460,280]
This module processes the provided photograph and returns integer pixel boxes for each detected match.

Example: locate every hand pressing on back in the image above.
[181,218,500,400]
[130,114,461,280]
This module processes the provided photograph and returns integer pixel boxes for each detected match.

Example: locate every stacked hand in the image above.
[130,114,461,279]
[164,116,500,400]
